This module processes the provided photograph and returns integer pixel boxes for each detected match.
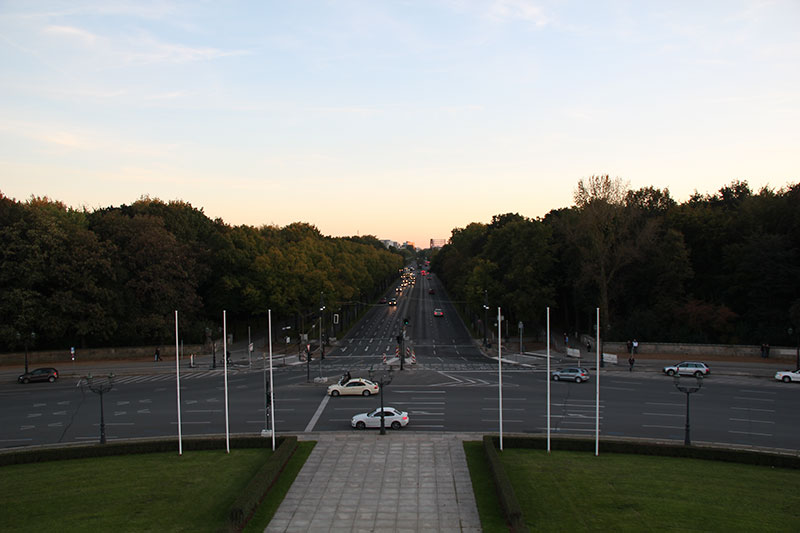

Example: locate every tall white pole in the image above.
[546,307,551,453]
[595,307,600,457]
[223,310,230,453]
[248,326,252,369]
[269,310,276,451]
[268,316,272,437]
[498,306,503,451]
[175,310,182,456]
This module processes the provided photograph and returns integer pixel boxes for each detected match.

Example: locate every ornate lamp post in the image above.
[375,367,394,435]
[673,374,703,446]
[85,372,115,444]
[17,331,36,374]
[483,290,489,347]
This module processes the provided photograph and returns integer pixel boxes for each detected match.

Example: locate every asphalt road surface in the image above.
[2,270,798,451]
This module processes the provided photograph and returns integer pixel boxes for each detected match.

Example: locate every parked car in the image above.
[662,362,710,377]
[433,308,444,317]
[428,288,435,294]
[551,367,590,383]
[328,378,380,397]
[379,297,387,304]
[351,407,409,430]
[775,369,800,383]
[18,367,59,384]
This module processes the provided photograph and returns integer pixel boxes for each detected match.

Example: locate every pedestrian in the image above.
[632,339,639,355]
[154,347,161,362]
[628,355,635,372]
[761,343,766,358]
[766,343,770,359]
[586,340,591,353]
[563,333,569,347]
[226,350,231,364]
[627,340,633,354]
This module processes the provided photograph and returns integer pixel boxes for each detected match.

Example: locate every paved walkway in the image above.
[265,432,482,533]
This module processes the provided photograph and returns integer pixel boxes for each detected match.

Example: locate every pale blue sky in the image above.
[1,1,798,246]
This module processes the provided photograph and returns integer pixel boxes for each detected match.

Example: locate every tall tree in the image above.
[571,175,658,337]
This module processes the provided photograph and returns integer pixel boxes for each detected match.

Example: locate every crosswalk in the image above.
[113,369,240,385]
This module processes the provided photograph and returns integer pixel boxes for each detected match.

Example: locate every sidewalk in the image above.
[266,432,482,533]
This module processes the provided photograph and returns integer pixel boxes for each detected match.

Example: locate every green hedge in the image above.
[224,436,298,532]
[0,435,278,467]
[491,435,800,469]
[482,436,528,533]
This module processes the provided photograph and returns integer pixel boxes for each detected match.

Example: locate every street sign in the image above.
[333,313,339,325]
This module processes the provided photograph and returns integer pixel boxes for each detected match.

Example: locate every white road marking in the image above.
[305,394,331,432]
[729,430,772,437]
[733,397,774,402]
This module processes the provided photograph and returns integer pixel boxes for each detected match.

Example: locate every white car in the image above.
[327,378,380,397]
[775,369,800,383]
[663,362,710,377]
[351,407,409,430]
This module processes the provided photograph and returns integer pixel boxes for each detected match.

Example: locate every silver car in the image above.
[551,367,590,383]
[663,362,710,377]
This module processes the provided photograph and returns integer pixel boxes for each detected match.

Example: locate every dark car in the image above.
[18,367,59,384]
[388,298,397,306]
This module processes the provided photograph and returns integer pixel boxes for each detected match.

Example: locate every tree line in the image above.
[430,177,800,346]
[0,195,404,351]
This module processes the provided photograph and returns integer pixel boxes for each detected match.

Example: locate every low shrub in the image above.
[482,436,528,533]
[225,436,298,532]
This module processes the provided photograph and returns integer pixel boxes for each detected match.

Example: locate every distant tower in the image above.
[429,238,446,249]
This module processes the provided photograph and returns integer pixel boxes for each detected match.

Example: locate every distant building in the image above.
[429,238,447,249]
[381,239,400,249]
[403,241,415,250]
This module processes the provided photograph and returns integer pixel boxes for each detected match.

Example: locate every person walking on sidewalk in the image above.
[628,355,635,372]
[154,347,161,362]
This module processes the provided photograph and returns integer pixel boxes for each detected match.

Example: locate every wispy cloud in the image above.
[43,24,98,44]
[487,0,551,26]
[120,32,248,65]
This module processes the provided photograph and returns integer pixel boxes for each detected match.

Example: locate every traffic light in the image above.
[403,317,409,326]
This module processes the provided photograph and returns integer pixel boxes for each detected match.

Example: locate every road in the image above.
[1,268,798,451]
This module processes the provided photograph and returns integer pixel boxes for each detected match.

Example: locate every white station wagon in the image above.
[775,369,800,383]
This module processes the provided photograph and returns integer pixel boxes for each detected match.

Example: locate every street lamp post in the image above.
[673,374,703,446]
[483,290,489,347]
[378,367,394,435]
[85,372,115,444]
[17,332,35,374]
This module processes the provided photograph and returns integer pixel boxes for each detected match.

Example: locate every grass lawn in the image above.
[497,449,800,532]
[0,449,273,532]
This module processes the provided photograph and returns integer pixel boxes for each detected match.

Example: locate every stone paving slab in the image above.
[265,432,482,533]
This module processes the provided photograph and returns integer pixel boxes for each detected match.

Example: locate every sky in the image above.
[1,1,798,247]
